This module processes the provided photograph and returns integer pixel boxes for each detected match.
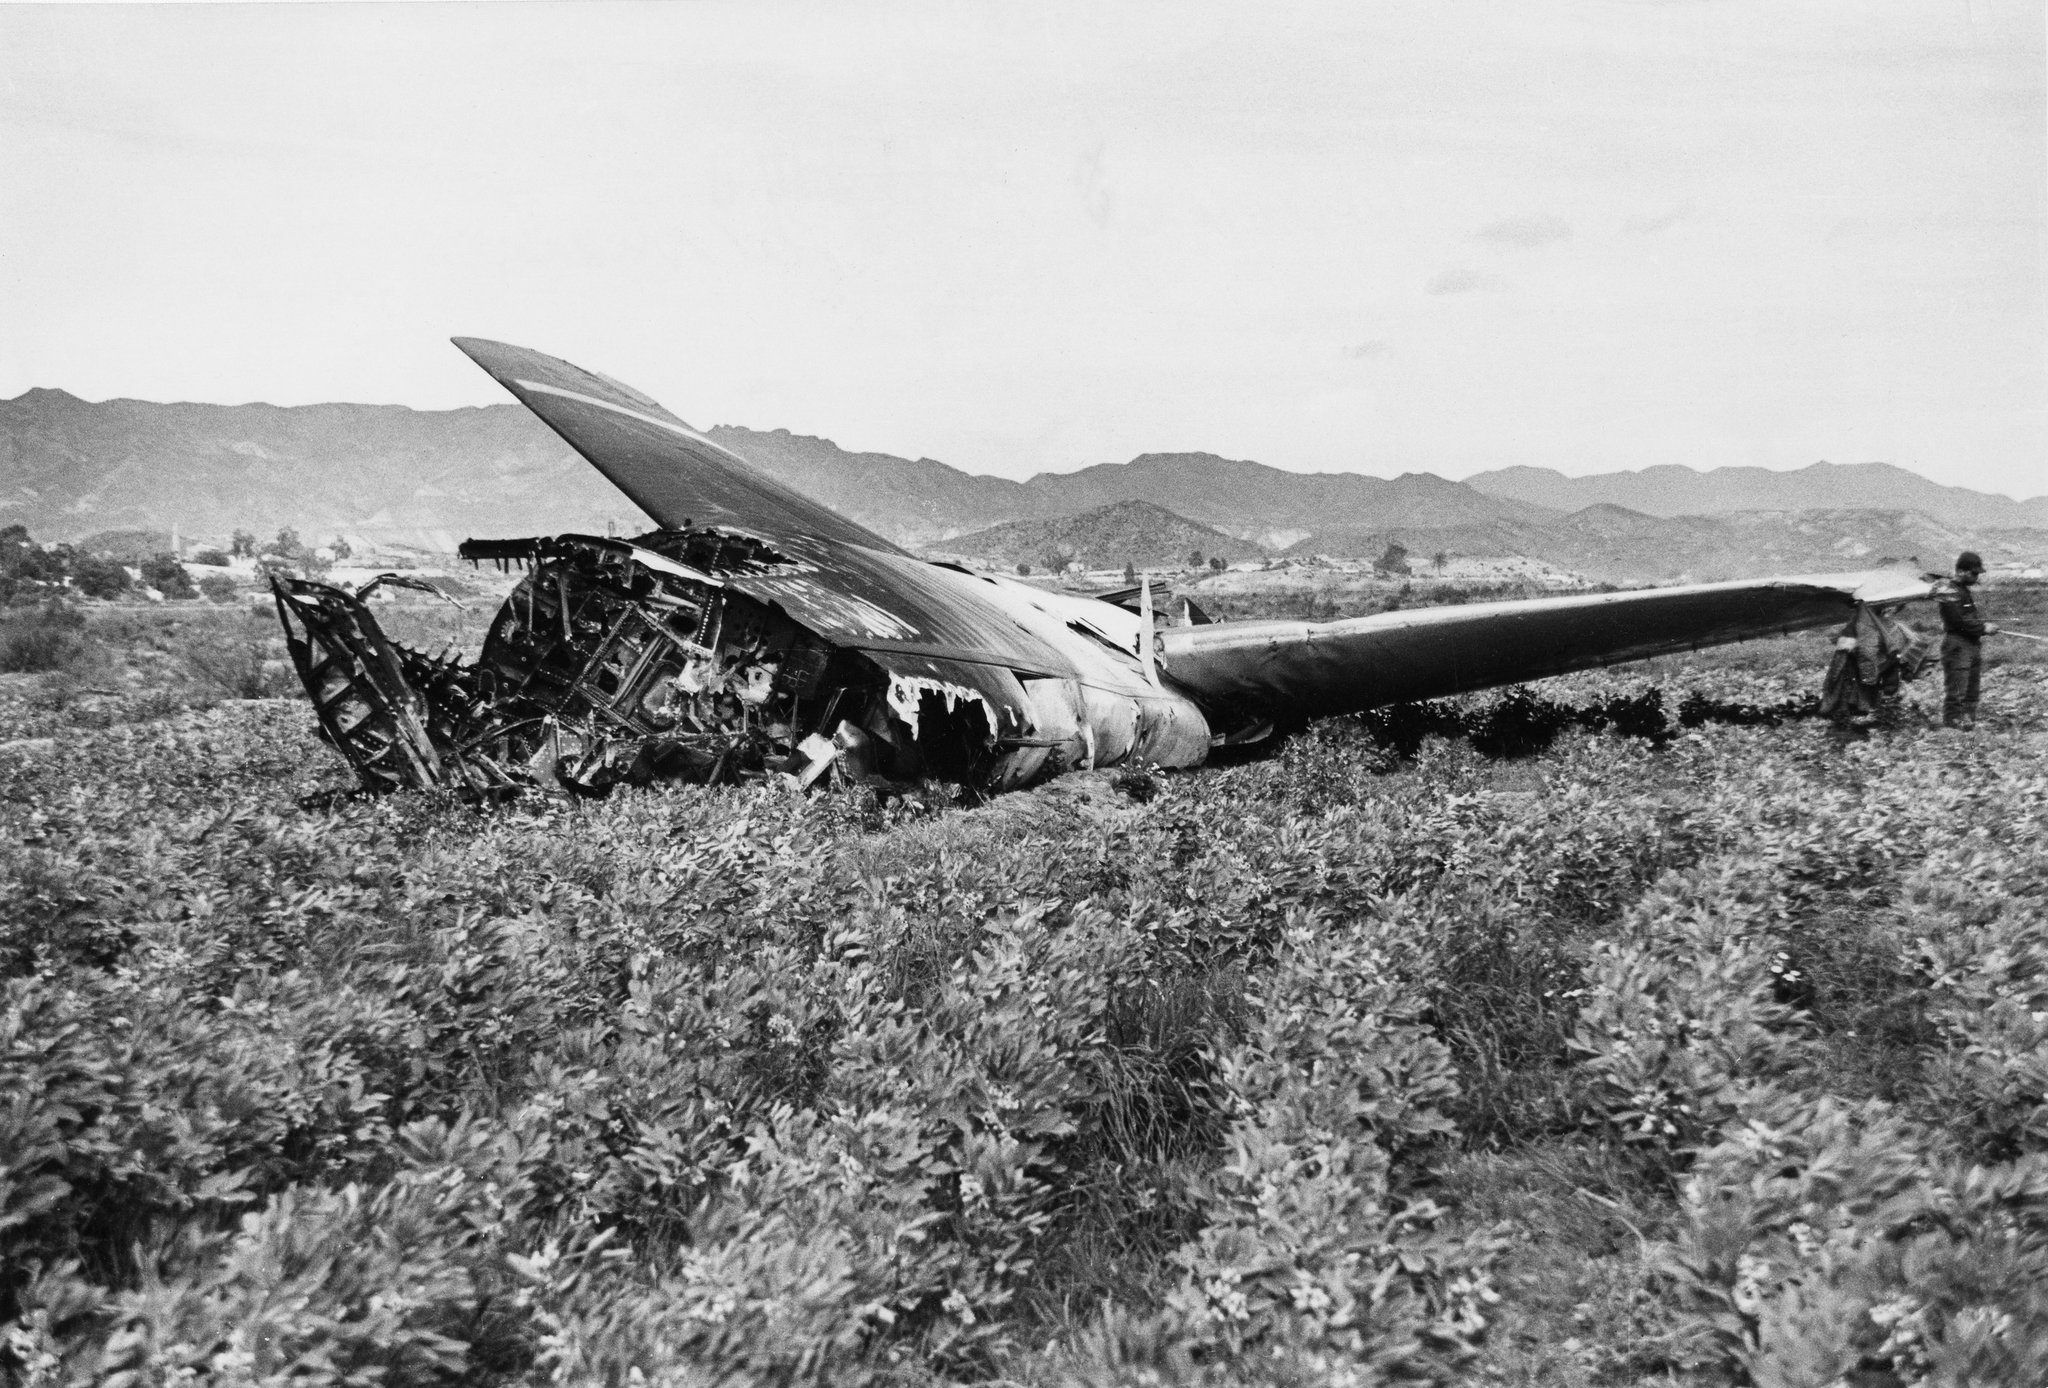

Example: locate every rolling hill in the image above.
[1466,461,2048,531]
[926,500,1266,573]
[1285,505,2046,584]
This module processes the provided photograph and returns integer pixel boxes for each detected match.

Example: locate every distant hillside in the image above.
[0,391,1556,550]
[704,427,1034,544]
[928,500,1265,573]
[1288,505,2048,584]
[0,389,628,551]
[1013,453,1553,546]
[1279,520,1553,569]
[1467,461,2048,531]
[5,386,2043,585]
[704,433,1554,546]
[74,529,179,561]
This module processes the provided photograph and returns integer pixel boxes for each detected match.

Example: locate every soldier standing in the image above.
[1938,551,1998,729]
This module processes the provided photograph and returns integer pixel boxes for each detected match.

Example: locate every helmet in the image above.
[1956,551,1984,574]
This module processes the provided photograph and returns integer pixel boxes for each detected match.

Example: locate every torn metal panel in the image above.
[1129,686,1214,767]
[865,651,1021,743]
[272,576,509,793]
[726,541,1089,677]
[467,537,834,790]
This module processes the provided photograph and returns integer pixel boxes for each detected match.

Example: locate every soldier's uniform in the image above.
[1938,552,1990,728]
[1820,602,1926,730]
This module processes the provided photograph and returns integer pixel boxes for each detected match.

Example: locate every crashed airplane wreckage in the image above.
[272,338,1938,797]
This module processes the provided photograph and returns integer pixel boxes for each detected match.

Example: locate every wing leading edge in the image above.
[1159,571,1937,724]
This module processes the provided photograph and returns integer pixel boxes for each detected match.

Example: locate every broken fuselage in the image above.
[272,527,1214,796]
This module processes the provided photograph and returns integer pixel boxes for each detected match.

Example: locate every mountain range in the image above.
[1466,462,2048,531]
[3,387,2043,582]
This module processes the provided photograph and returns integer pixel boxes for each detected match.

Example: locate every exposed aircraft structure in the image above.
[272,339,1938,796]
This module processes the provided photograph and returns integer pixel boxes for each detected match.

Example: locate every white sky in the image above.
[2,1,2041,495]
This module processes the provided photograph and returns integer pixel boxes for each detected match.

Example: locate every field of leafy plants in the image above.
[3,586,2046,1386]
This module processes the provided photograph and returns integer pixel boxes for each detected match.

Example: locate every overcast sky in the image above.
[3,1,2041,495]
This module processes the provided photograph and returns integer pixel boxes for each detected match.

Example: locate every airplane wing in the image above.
[1158,570,1938,723]
[452,337,908,556]
[451,338,1130,685]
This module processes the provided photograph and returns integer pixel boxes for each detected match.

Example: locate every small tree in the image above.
[1188,549,1204,569]
[139,553,197,599]
[197,572,238,603]
[70,553,132,600]
[1124,561,1137,585]
[0,525,67,602]
[1373,541,1411,577]
[1432,550,1448,574]
[1208,556,1227,572]
[229,529,257,558]
[266,527,305,559]
[1016,562,1032,576]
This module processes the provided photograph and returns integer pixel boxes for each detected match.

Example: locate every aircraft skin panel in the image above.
[722,541,1151,690]
[451,337,910,556]
[1160,571,1938,722]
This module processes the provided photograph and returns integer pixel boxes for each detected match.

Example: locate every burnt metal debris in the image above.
[278,531,971,794]
[273,337,1942,799]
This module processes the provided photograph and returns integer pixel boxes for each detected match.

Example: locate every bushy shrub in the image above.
[1571,861,1807,1158]
[182,622,292,697]
[1152,914,1497,1379]
[0,526,68,604]
[67,554,131,601]
[138,554,196,600]
[1902,849,2048,1158]
[0,601,87,674]
[1659,1087,2048,1384]
[10,1116,532,1384]
[197,572,238,604]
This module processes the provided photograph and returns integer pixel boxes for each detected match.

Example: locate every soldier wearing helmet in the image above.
[1937,551,1998,729]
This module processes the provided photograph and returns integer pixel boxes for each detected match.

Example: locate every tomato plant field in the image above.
[4,591,2047,1386]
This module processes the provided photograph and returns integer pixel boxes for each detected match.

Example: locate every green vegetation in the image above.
[0,603,87,676]
[1,591,2044,1385]
[2,525,206,605]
